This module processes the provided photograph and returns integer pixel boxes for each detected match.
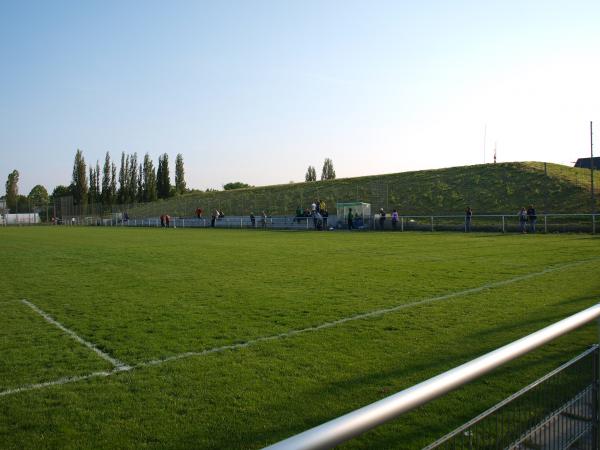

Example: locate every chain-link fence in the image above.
[424,345,599,450]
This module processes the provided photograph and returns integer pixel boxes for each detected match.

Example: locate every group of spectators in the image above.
[210,209,225,227]
[374,208,400,230]
[159,214,171,227]
[465,205,538,233]
[518,205,538,233]
[249,211,268,228]
[294,199,329,231]
[190,203,540,233]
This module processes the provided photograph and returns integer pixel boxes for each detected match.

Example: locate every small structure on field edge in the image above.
[336,201,371,229]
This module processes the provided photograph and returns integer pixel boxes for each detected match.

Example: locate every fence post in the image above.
[401,217,404,232]
[502,215,505,233]
[431,216,434,232]
[593,214,596,235]
[544,215,547,233]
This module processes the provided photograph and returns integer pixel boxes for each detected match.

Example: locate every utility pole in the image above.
[592,121,596,214]
[483,124,487,164]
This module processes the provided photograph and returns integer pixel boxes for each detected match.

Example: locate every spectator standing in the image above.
[261,211,267,228]
[211,210,217,227]
[518,207,527,233]
[527,205,537,233]
[347,208,353,230]
[196,208,203,218]
[250,212,256,228]
[379,208,386,230]
[391,209,399,230]
[295,206,302,223]
[165,215,170,228]
[160,214,165,227]
[314,211,323,230]
[465,207,473,232]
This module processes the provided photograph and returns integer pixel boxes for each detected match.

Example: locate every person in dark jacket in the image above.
[379,208,386,230]
[518,207,527,233]
[527,205,537,233]
[465,207,473,232]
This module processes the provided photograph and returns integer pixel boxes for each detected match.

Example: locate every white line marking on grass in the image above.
[20,299,131,370]
[0,369,119,398]
[1,257,597,398]
[134,258,600,367]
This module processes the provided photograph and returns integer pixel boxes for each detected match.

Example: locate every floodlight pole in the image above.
[591,121,596,215]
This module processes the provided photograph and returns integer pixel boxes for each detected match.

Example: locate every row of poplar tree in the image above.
[70,149,186,208]
[305,158,336,182]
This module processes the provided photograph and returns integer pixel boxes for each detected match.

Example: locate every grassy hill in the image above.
[128,162,599,218]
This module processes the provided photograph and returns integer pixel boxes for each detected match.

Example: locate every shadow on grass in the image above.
[218,300,599,449]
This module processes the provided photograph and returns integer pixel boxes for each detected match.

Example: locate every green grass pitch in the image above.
[1,227,599,449]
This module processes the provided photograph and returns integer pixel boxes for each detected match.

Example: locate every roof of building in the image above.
[574,157,600,169]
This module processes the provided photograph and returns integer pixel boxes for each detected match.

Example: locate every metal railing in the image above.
[424,345,598,449]
[7,212,598,234]
[263,304,600,450]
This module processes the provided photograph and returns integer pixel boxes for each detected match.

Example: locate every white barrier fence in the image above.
[3,213,598,234]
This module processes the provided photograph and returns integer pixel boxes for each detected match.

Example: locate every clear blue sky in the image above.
[1,0,599,195]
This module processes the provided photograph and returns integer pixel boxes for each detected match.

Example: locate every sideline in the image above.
[1,258,598,398]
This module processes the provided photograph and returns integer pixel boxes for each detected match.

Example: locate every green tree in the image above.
[143,153,157,202]
[28,185,49,208]
[305,166,316,182]
[137,163,144,202]
[223,182,251,190]
[102,152,112,206]
[118,152,129,204]
[156,155,164,198]
[128,153,138,203]
[14,194,29,213]
[95,161,101,203]
[5,169,19,212]
[110,162,117,207]
[71,149,88,207]
[157,153,171,199]
[52,185,71,198]
[321,158,336,180]
[28,185,49,219]
[175,153,186,194]
[88,162,100,206]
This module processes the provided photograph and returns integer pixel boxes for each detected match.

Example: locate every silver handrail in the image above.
[263,303,600,450]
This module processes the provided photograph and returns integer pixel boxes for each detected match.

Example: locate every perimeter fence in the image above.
[15,212,596,234]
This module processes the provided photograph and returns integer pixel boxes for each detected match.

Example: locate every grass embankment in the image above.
[128,162,599,218]
[1,227,599,449]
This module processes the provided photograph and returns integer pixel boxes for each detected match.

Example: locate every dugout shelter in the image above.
[336,202,371,229]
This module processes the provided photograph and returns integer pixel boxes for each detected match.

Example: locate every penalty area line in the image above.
[21,299,131,370]
[1,257,597,398]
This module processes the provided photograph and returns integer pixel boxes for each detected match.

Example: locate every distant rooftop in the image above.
[573,157,600,169]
